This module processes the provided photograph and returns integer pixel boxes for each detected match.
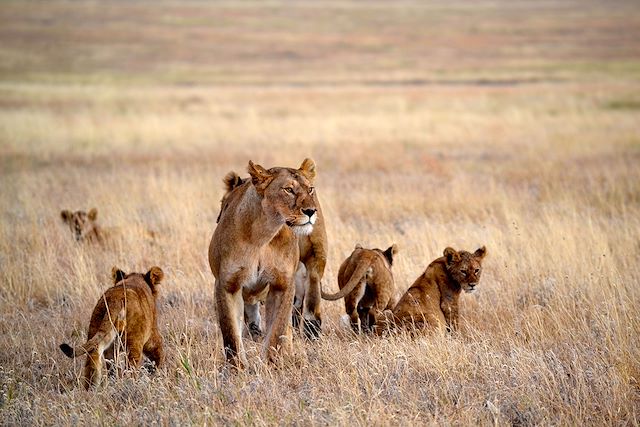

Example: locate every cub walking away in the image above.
[60,266,165,389]
[322,243,398,333]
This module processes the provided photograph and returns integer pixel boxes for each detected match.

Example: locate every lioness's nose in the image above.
[302,208,316,218]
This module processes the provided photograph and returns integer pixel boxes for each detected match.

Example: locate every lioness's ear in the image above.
[355,243,363,250]
[474,246,487,260]
[298,158,316,182]
[61,210,72,223]
[223,171,243,193]
[88,208,98,221]
[383,244,398,265]
[443,247,460,265]
[145,266,164,286]
[111,267,126,284]
[247,160,272,194]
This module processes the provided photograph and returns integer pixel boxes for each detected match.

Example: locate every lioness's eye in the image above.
[475,268,480,274]
[308,187,315,195]
[461,270,467,276]
[283,187,295,195]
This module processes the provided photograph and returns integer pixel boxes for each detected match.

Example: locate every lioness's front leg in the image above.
[303,262,324,339]
[263,275,295,362]
[215,273,248,368]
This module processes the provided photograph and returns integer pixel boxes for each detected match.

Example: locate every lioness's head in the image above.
[60,208,99,242]
[444,246,487,293]
[248,158,318,236]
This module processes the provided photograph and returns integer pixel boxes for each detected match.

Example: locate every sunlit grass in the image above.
[1,0,639,424]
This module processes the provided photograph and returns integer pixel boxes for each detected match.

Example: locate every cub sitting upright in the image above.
[322,243,397,333]
[384,246,487,334]
[60,266,165,389]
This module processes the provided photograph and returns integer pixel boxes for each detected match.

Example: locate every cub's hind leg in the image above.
[143,330,165,372]
[344,281,366,333]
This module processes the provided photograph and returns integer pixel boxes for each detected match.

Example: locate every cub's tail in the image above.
[59,303,126,358]
[321,260,373,301]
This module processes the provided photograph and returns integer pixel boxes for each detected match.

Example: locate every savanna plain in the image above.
[1,1,639,425]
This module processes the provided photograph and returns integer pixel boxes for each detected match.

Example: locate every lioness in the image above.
[384,246,487,333]
[209,159,318,367]
[322,243,397,333]
[60,208,103,243]
[60,266,165,389]
[217,169,328,340]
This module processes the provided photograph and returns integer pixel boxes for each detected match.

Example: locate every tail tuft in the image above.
[60,343,75,358]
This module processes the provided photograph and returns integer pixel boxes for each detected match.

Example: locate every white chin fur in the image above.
[464,288,476,294]
[292,223,314,236]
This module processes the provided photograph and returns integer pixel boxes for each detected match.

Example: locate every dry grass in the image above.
[1,0,640,425]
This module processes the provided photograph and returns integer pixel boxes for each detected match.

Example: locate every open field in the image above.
[1,0,640,424]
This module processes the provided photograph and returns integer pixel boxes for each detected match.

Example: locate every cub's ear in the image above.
[443,247,460,265]
[383,244,398,265]
[247,160,273,194]
[474,246,487,260]
[88,208,98,221]
[223,171,243,193]
[145,266,164,286]
[111,267,127,284]
[61,210,72,222]
[298,158,316,181]
[354,243,363,250]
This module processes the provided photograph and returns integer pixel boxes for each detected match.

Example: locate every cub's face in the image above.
[60,208,99,241]
[248,158,318,236]
[444,246,487,293]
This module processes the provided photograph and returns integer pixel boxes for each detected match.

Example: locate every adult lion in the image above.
[217,169,327,340]
[209,159,318,367]
[321,243,397,333]
[383,246,487,333]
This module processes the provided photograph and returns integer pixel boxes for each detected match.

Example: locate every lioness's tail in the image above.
[59,304,126,358]
[321,260,373,301]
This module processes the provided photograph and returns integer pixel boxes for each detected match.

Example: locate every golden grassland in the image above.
[1,0,639,424]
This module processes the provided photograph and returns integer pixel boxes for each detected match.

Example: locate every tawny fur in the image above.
[322,243,397,333]
[60,208,104,243]
[59,266,165,389]
[217,168,328,340]
[208,158,319,367]
[60,208,157,245]
[381,246,487,334]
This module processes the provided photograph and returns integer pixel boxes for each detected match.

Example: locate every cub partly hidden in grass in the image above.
[60,266,165,389]
[60,208,157,245]
[60,208,104,243]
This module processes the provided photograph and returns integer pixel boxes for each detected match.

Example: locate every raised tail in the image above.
[321,260,373,301]
[59,303,126,358]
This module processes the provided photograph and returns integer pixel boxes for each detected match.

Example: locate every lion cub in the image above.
[60,266,165,389]
[322,243,398,333]
[383,246,487,333]
[60,208,103,243]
